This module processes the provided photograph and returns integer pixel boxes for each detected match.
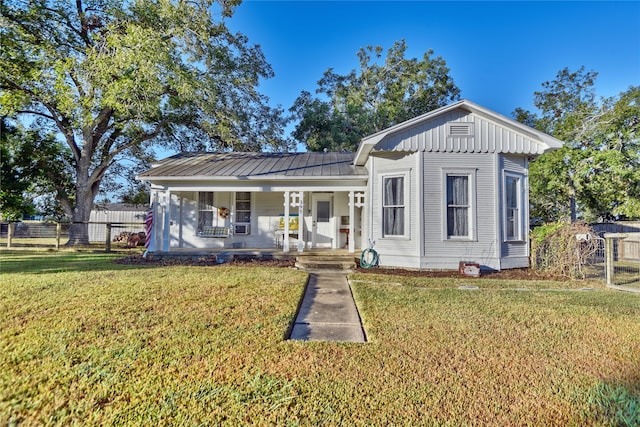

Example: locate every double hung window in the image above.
[197,192,215,233]
[383,176,405,236]
[235,192,251,234]
[444,170,476,240]
[446,175,469,237]
[504,174,522,241]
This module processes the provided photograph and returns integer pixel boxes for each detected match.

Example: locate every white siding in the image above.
[422,152,500,270]
[375,110,547,155]
[368,152,421,267]
[242,191,286,248]
[175,191,285,249]
[500,155,530,267]
[173,191,230,249]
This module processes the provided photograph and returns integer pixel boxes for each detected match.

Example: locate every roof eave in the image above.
[137,174,368,182]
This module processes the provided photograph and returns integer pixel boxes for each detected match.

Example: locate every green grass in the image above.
[1,250,639,426]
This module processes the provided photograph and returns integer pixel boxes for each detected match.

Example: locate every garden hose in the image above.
[360,247,379,268]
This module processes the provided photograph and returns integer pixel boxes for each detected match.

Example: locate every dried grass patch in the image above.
[1,251,638,425]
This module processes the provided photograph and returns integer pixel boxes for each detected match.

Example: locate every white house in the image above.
[137,100,563,270]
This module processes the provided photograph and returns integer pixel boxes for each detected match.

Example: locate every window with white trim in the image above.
[197,192,215,233]
[444,170,476,239]
[234,192,251,234]
[504,174,522,241]
[383,176,405,236]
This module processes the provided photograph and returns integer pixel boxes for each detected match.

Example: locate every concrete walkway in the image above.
[289,270,367,343]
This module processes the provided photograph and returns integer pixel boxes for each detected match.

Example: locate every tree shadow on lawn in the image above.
[0,251,298,275]
[586,373,640,426]
[0,250,147,275]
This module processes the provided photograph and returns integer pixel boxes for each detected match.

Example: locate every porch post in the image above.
[297,192,304,253]
[283,191,290,252]
[162,191,170,252]
[144,193,158,256]
[348,191,355,253]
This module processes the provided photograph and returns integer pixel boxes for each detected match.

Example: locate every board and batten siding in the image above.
[368,152,421,267]
[375,110,549,155]
[421,152,500,270]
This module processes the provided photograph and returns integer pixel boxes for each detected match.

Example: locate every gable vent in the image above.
[448,123,473,136]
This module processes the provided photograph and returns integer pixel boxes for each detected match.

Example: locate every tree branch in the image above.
[87,120,165,186]
[67,67,87,100]
[16,110,55,121]
[91,107,115,143]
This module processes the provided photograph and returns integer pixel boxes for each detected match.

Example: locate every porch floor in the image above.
[146,248,356,263]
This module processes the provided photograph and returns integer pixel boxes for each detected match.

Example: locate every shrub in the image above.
[531,221,599,279]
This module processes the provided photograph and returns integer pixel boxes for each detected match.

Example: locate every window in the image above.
[446,175,469,237]
[316,200,330,223]
[235,192,251,234]
[443,170,477,240]
[504,174,522,241]
[383,176,404,236]
[197,192,215,233]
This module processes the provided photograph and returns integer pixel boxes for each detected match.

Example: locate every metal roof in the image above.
[138,151,367,180]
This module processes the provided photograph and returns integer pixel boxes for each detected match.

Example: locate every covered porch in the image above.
[138,152,369,256]
[147,187,367,254]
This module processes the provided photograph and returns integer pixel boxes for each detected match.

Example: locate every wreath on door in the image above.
[218,207,230,219]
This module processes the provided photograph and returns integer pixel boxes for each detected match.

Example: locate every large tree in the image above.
[515,67,640,222]
[576,86,640,220]
[0,0,290,244]
[0,118,71,220]
[0,119,36,220]
[290,40,460,152]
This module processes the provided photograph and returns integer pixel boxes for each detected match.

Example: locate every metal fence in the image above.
[604,233,640,288]
[580,235,606,281]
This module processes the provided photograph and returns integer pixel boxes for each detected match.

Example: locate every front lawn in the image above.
[1,250,638,425]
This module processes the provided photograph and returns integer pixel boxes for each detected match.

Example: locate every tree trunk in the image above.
[65,182,95,246]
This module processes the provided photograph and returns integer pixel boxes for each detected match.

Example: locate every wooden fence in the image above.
[1,221,145,252]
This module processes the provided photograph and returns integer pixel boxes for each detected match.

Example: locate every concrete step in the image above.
[295,255,357,270]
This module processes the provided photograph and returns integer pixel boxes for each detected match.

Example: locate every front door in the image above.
[312,195,333,248]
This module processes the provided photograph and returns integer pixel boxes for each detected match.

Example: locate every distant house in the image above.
[138,100,563,270]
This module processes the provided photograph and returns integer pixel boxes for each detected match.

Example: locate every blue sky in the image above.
[225,0,640,129]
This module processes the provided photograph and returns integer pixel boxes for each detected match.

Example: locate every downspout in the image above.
[417,151,424,259]
[524,156,531,262]
[368,156,375,247]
